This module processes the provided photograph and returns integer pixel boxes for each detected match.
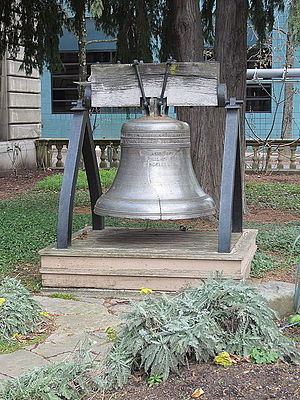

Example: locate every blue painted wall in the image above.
[41,15,300,140]
[245,11,300,140]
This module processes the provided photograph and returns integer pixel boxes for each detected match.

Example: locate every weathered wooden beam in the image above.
[91,62,220,107]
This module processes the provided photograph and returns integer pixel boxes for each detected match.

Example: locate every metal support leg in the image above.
[218,98,243,253]
[57,104,103,249]
[82,114,104,231]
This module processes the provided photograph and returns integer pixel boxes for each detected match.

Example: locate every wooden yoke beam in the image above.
[91,62,221,108]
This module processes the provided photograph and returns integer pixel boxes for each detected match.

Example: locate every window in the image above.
[246,46,272,113]
[246,84,272,112]
[52,51,116,113]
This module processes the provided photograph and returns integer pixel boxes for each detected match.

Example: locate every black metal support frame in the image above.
[218,98,243,253]
[57,102,104,249]
[56,98,243,253]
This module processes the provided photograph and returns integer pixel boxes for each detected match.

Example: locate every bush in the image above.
[0,278,42,342]
[0,354,97,400]
[100,277,299,389]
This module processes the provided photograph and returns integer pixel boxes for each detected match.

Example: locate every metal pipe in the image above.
[247,68,300,79]
[247,79,300,84]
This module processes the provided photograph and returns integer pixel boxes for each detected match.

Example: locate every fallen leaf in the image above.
[191,388,204,398]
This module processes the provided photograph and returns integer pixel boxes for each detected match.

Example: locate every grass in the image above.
[0,172,299,284]
[246,181,300,212]
[49,293,79,301]
[0,334,47,354]
[35,169,117,191]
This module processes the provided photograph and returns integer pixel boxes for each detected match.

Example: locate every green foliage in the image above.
[246,182,300,212]
[202,0,285,43]
[49,293,78,301]
[99,278,299,389]
[0,354,97,400]
[214,352,233,367]
[147,374,163,387]
[105,326,118,342]
[250,347,279,364]
[288,314,300,324]
[99,0,158,63]
[0,335,47,355]
[0,278,42,342]
[250,251,279,278]
[255,223,300,257]
[0,1,65,74]
[35,169,117,191]
[0,191,90,275]
[289,0,300,45]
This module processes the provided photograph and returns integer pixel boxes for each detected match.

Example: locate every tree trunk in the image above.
[168,0,221,203]
[78,10,88,100]
[281,0,296,139]
[172,0,248,209]
[214,0,248,208]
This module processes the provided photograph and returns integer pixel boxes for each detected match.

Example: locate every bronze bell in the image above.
[94,102,215,220]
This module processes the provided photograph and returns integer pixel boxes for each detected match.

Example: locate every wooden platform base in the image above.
[40,228,257,292]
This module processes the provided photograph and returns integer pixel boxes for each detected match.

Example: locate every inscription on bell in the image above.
[142,150,180,168]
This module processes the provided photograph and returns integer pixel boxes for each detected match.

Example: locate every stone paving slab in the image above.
[0,295,122,381]
[0,350,50,378]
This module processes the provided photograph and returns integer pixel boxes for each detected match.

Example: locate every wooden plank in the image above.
[42,273,243,292]
[91,62,220,107]
[41,256,241,276]
[40,228,248,260]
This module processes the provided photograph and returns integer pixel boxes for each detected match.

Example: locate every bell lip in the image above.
[93,207,216,220]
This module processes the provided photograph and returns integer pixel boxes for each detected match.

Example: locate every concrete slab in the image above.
[254,281,295,318]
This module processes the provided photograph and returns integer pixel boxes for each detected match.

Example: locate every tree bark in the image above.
[172,0,248,209]
[281,0,296,139]
[78,10,88,100]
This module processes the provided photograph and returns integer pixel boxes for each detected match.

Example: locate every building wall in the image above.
[0,50,41,174]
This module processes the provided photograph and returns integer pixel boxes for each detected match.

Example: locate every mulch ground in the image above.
[0,170,52,200]
[99,362,300,400]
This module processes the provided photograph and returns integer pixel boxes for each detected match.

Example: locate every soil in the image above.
[246,173,300,184]
[0,170,52,200]
[244,206,300,224]
[99,362,300,400]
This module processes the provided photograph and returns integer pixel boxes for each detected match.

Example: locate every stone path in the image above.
[0,295,130,380]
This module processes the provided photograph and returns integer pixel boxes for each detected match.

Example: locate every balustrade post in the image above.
[46,142,53,168]
[277,146,284,170]
[56,143,64,168]
[111,143,120,168]
[265,146,272,171]
[100,145,109,168]
[252,144,259,170]
[290,145,297,170]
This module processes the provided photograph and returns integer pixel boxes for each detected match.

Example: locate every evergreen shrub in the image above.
[0,278,42,341]
[100,277,299,389]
